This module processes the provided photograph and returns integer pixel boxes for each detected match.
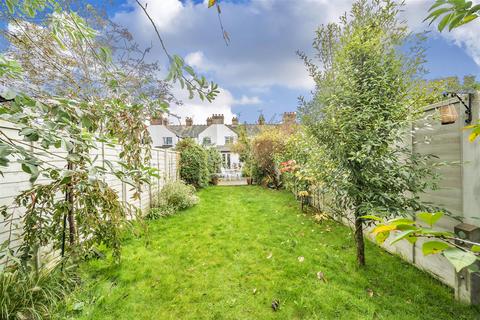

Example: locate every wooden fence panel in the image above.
[0,122,178,266]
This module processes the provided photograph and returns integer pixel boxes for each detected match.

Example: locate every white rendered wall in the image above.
[198,124,237,146]
[148,125,179,148]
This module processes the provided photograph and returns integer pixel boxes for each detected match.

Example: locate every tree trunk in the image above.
[66,161,76,246]
[354,215,366,266]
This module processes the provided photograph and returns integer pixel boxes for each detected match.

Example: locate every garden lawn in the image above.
[66,186,479,320]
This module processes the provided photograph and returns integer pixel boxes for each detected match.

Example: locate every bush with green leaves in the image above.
[147,180,199,219]
[299,0,438,266]
[206,147,222,180]
[0,252,78,320]
[176,138,210,188]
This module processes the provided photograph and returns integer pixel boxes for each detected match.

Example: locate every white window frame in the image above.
[163,137,173,146]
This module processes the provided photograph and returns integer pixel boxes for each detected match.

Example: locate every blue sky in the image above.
[7,0,480,124]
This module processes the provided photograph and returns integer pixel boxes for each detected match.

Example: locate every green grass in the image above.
[64,186,479,319]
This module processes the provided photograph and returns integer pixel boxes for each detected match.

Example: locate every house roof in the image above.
[227,124,278,136]
[167,125,208,138]
[165,123,279,139]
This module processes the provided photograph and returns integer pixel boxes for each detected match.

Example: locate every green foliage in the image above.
[147,180,199,219]
[0,0,219,266]
[0,252,78,320]
[165,54,219,102]
[425,0,480,31]
[0,55,23,78]
[61,187,478,319]
[177,138,210,188]
[205,147,222,177]
[419,75,480,105]
[231,125,254,177]
[299,0,439,265]
[365,212,480,272]
[250,126,292,188]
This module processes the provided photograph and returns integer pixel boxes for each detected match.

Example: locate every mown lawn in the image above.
[63,186,479,319]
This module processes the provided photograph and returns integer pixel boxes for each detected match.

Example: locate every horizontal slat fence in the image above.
[0,121,178,266]
[300,93,480,303]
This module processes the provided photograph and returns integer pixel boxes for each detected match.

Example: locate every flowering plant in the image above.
[280,160,298,173]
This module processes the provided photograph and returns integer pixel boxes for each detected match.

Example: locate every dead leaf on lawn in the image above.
[298,256,305,262]
[314,212,329,222]
[266,252,273,259]
[316,271,328,283]
[271,299,280,311]
[366,288,374,297]
[253,288,257,295]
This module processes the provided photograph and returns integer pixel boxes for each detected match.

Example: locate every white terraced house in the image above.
[148,112,297,171]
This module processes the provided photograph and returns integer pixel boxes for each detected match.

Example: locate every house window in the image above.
[203,137,212,146]
[225,136,234,145]
[222,153,231,169]
[163,137,173,146]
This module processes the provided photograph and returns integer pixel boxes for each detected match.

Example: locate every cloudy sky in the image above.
[102,0,480,124]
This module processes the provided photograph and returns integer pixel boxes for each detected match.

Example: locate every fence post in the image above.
[164,149,168,183]
[456,93,480,305]
[461,93,480,225]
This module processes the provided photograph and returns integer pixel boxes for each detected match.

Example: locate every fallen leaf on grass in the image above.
[366,288,374,297]
[253,288,257,295]
[271,299,280,311]
[72,302,84,311]
[316,271,328,283]
[266,252,273,259]
[298,256,305,262]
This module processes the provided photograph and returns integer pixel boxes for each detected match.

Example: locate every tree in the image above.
[231,125,253,177]
[300,0,438,266]
[206,147,222,181]
[0,0,219,263]
[177,139,210,188]
[425,0,480,31]
[250,126,294,188]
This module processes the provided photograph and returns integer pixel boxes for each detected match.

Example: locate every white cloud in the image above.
[113,0,353,90]
[168,86,238,125]
[234,95,262,105]
[112,0,480,123]
[404,0,480,67]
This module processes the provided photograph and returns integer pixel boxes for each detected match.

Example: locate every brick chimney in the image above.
[282,112,296,125]
[211,114,224,124]
[206,116,213,126]
[151,114,168,125]
[185,117,193,126]
[232,116,239,125]
[258,114,265,125]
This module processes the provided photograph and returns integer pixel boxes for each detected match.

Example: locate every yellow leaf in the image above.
[208,0,216,8]
[372,224,397,235]
[469,132,478,142]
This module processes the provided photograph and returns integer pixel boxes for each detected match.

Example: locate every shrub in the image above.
[206,147,222,178]
[147,181,199,219]
[250,126,293,188]
[0,256,77,320]
[176,138,210,188]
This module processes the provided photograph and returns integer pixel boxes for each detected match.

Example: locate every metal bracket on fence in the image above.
[443,92,473,124]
